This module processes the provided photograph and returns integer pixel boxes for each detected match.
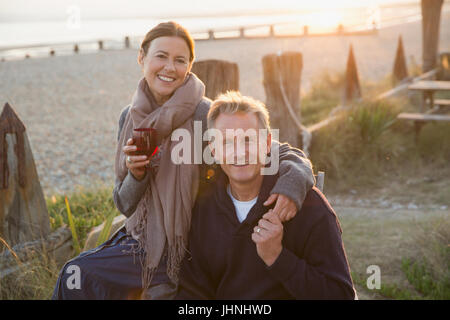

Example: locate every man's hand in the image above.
[263,193,297,222]
[251,209,283,267]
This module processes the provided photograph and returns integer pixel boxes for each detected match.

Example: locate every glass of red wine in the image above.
[131,128,158,169]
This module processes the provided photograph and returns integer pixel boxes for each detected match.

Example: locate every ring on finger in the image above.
[256,227,261,234]
[127,155,133,164]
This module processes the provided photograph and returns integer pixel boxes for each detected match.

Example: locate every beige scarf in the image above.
[114,73,205,289]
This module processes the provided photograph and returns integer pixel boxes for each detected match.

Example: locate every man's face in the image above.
[211,111,271,185]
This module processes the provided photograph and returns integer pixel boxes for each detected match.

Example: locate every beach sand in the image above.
[1,12,449,196]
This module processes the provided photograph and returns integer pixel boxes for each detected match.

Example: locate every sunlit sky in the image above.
[0,0,421,21]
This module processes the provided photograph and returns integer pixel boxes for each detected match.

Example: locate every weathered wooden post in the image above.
[269,25,275,37]
[239,28,245,38]
[421,0,444,72]
[262,52,309,150]
[191,59,239,100]
[303,25,309,36]
[0,103,50,249]
[208,30,215,40]
[392,35,409,84]
[74,44,79,54]
[125,36,130,49]
[343,45,361,106]
[49,49,55,56]
[98,40,104,50]
[437,52,450,80]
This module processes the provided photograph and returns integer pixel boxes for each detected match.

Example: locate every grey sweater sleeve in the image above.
[269,141,315,212]
[112,106,151,218]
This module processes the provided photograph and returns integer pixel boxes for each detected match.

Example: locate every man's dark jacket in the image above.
[177,170,356,300]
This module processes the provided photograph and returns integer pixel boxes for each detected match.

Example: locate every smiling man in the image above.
[176,91,356,300]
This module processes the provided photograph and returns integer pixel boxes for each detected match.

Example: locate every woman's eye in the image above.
[176,59,187,64]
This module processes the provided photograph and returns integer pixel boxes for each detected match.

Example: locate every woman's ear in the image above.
[186,60,193,74]
[137,49,145,66]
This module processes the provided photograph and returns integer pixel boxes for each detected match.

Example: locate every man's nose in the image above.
[234,143,248,164]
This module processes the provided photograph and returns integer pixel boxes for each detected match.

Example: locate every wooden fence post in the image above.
[191,59,239,100]
[437,52,450,80]
[421,0,444,72]
[343,44,361,106]
[303,26,309,36]
[0,103,50,249]
[262,52,306,149]
[393,35,409,84]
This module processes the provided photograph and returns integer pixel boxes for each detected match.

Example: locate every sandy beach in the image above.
[1,12,449,196]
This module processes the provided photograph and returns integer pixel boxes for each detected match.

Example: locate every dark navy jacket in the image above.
[177,170,356,300]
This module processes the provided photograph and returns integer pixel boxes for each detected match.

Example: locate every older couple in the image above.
[52,21,354,300]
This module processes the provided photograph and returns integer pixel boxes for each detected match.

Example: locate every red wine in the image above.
[130,128,157,157]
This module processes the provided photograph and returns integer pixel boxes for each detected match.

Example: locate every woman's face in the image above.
[138,36,192,105]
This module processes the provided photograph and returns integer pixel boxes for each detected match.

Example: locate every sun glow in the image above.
[303,11,344,31]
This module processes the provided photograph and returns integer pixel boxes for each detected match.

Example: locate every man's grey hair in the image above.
[207,91,271,131]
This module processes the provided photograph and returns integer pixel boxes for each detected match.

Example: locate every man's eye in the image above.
[156,54,166,58]
[176,59,187,64]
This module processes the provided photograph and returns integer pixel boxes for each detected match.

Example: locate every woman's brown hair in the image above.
[140,21,195,62]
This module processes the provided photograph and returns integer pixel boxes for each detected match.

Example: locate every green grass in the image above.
[47,184,120,246]
[1,184,120,299]
[341,214,449,300]
[300,70,344,126]
[308,95,450,202]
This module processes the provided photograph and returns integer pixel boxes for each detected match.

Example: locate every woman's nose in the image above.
[163,59,176,72]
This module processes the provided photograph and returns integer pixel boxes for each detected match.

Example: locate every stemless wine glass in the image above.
[132,128,158,168]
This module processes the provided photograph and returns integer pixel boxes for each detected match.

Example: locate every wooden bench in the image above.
[397,112,450,142]
[435,99,450,107]
[408,81,450,112]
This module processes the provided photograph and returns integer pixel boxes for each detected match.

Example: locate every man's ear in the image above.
[208,141,215,157]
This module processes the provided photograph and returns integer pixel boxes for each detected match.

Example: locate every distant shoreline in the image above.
[4,2,450,59]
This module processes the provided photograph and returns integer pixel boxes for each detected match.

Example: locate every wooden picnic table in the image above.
[408,80,450,112]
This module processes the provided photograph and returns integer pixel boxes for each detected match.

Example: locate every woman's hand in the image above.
[123,138,150,181]
[263,193,297,222]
